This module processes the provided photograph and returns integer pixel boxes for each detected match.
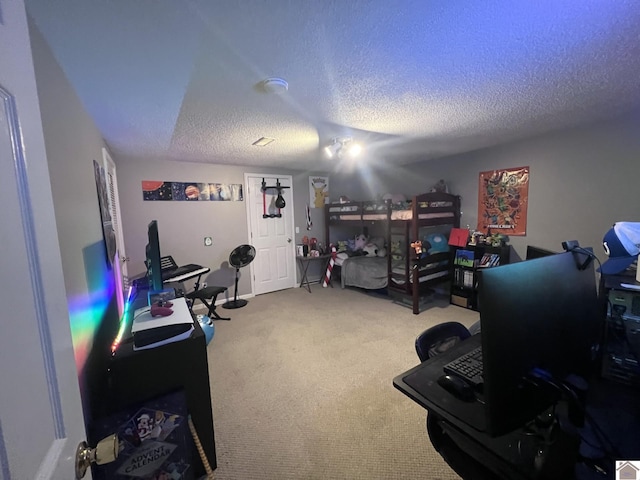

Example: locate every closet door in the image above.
[102,147,128,315]
[245,173,296,295]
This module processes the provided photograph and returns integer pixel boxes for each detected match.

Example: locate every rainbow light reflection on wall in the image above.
[68,272,115,376]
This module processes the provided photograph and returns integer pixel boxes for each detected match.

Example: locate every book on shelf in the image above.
[453,268,475,288]
[454,249,475,267]
[478,253,501,268]
[463,270,474,288]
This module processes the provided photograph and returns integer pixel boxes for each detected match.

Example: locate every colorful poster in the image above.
[142,181,244,201]
[477,166,529,236]
[310,176,329,208]
[90,389,195,479]
[171,182,201,201]
[142,181,173,201]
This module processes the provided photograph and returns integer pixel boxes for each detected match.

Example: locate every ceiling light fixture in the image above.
[252,137,276,146]
[324,137,363,159]
[261,77,289,94]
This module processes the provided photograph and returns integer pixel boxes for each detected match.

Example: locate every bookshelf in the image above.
[450,244,510,310]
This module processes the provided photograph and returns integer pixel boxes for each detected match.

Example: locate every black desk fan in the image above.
[223,244,256,309]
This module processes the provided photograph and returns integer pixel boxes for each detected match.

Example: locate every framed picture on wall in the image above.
[310,176,329,208]
[93,159,118,267]
[477,166,529,236]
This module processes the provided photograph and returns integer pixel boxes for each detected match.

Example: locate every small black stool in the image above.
[186,286,231,321]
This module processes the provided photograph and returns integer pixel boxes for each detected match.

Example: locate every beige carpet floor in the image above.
[203,284,480,479]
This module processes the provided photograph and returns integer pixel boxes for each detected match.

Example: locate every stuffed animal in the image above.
[376,246,387,257]
[362,243,378,256]
[390,239,402,260]
[354,233,368,251]
[424,233,449,254]
[430,179,449,193]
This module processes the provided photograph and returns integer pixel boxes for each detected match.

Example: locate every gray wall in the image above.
[29,17,119,420]
[332,110,640,264]
[115,159,330,294]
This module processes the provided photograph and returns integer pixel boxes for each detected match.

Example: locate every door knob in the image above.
[287,238,292,243]
[75,433,119,479]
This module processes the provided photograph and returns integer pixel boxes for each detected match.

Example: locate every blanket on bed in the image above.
[341,256,388,290]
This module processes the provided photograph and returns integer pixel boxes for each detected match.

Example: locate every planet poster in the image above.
[142,181,173,201]
[142,181,244,201]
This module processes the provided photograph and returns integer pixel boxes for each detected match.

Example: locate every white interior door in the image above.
[0,2,88,478]
[245,173,296,295]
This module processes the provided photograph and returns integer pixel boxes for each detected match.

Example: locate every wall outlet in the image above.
[201,282,207,289]
[204,236,213,246]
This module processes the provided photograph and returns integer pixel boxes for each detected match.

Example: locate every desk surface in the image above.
[393,335,640,479]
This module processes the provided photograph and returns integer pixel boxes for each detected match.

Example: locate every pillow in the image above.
[382,193,407,205]
[369,236,385,249]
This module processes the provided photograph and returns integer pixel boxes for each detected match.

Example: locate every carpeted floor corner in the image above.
[203,285,480,479]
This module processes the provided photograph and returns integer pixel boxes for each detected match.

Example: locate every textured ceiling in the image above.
[26,0,640,172]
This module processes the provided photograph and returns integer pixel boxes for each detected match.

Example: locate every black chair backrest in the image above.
[415,321,471,362]
[160,256,178,271]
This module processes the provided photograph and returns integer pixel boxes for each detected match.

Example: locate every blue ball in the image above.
[197,314,215,345]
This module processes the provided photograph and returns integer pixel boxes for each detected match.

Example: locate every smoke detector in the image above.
[260,77,289,94]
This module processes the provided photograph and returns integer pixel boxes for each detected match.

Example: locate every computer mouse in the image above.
[437,374,476,402]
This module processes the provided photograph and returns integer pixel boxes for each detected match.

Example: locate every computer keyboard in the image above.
[443,346,484,386]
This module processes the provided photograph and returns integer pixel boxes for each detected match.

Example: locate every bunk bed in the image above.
[324,191,461,314]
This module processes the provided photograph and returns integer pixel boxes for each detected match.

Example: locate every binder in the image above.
[448,228,470,247]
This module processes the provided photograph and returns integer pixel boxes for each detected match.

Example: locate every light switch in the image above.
[295,227,300,234]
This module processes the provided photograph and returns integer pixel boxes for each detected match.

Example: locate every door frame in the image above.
[102,146,127,316]
[244,173,297,295]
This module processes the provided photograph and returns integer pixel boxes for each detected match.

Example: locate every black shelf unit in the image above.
[450,244,510,310]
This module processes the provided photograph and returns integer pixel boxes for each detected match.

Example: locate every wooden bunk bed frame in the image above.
[324,191,461,314]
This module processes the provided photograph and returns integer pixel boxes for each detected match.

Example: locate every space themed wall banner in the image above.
[142,181,244,201]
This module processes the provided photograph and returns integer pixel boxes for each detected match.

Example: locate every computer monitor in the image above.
[526,245,557,260]
[145,220,163,292]
[477,251,601,436]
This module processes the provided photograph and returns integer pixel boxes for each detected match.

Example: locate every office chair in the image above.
[415,322,498,480]
[415,321,471,362]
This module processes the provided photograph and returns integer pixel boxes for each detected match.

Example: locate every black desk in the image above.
[394,335,640,479]
[94,283,217,477]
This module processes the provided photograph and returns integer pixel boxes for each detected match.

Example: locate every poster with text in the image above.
[310,176,329,208]
[477,166,529,236]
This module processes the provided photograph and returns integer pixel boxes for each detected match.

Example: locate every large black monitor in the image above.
[526,245,557,260]
[145,220,163,292]
[478,251,601,436]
